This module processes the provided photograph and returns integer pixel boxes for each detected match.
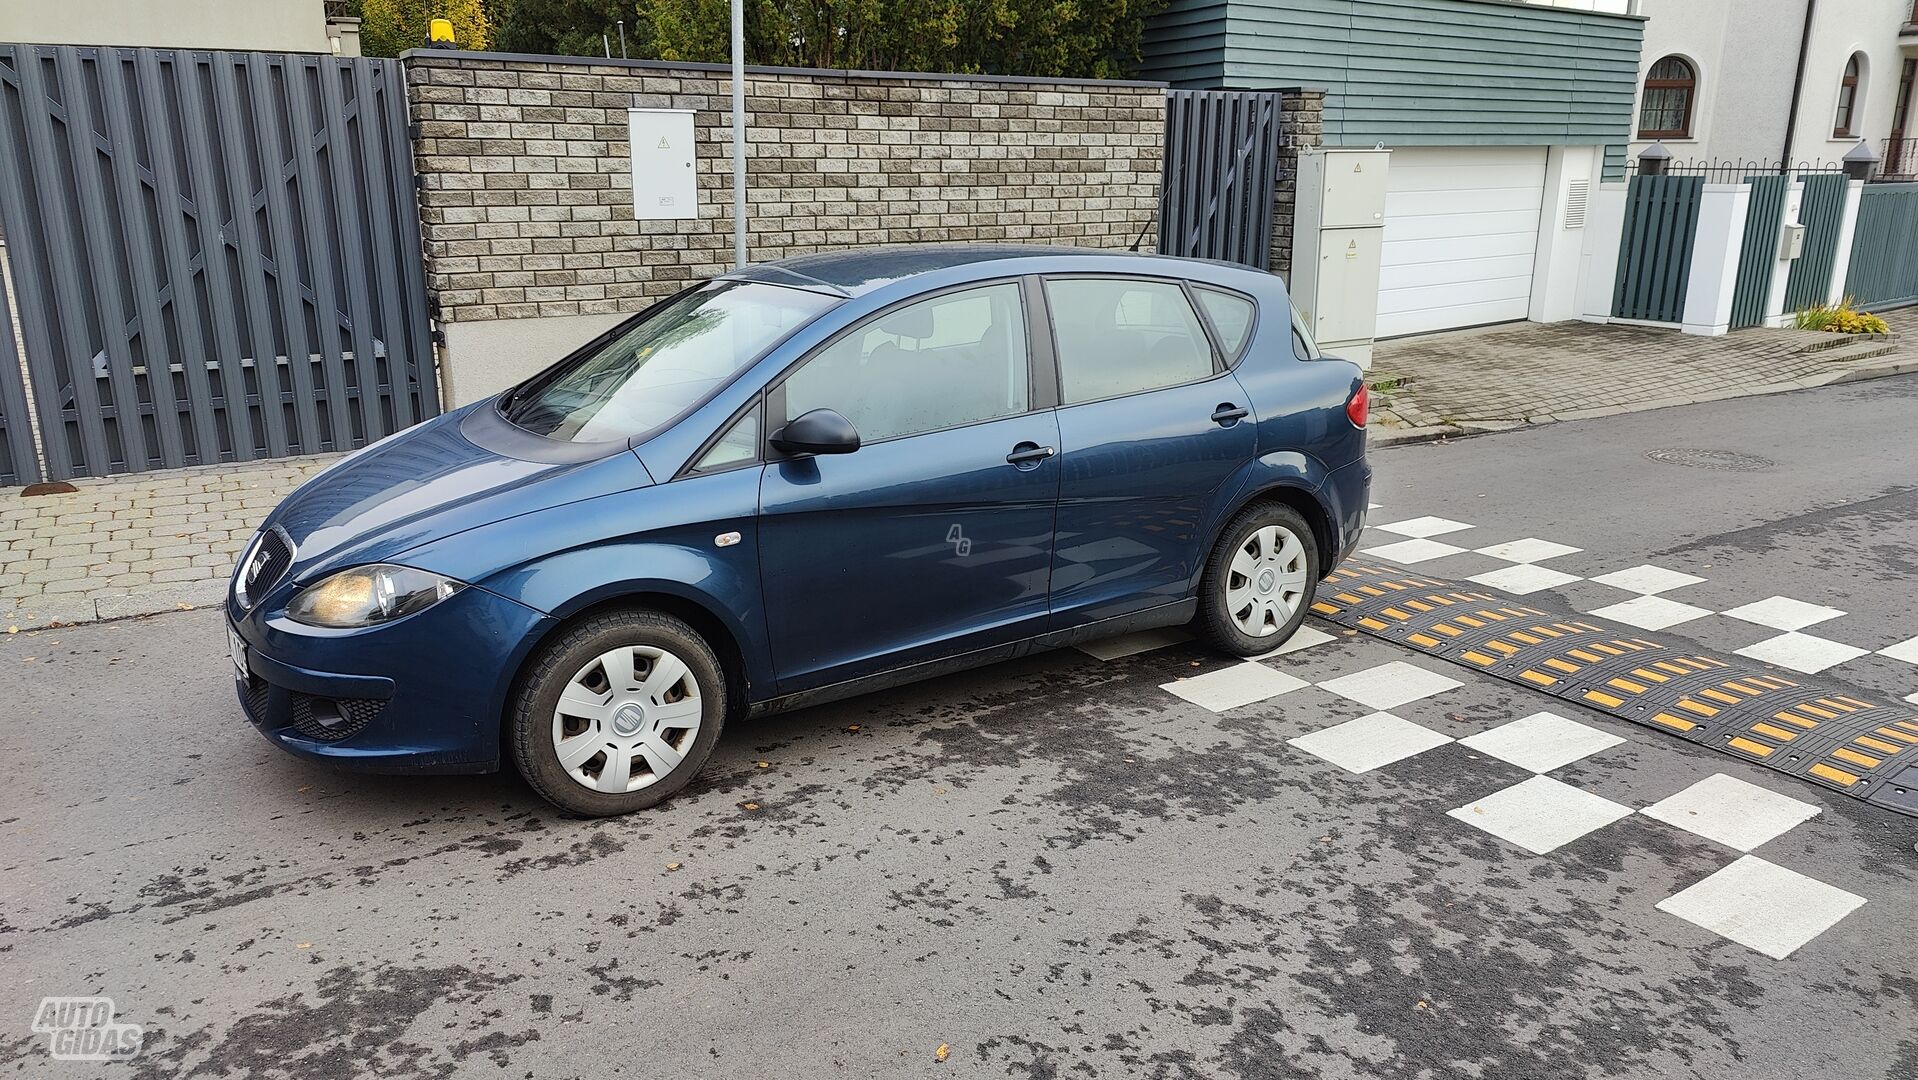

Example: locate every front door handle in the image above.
[1212,403,1250,425]
[1006,442,1056,466]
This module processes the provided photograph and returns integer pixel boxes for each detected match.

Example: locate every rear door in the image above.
[757,279,1063,691]
[1042,275,1256,628]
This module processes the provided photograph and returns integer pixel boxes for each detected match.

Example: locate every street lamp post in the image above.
[731,0,747,269]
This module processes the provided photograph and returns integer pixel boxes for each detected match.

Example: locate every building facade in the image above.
[0,0,357,55]
[1139,0,1646,338]
[1627,0,1916,175]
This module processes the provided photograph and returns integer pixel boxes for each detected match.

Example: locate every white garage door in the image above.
[1376,146,1548,338]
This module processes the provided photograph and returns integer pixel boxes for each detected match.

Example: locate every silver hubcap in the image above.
[1226,524,1308,638]
[551,644,702,794]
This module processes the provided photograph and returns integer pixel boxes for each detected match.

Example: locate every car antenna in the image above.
[1127,208,1158,253]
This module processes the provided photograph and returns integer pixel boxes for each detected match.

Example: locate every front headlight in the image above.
[286,564,465,629]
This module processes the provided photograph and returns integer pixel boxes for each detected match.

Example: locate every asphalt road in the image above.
[4,375,1917,1078]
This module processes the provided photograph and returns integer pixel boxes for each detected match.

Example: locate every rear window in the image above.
[500,281,835,444]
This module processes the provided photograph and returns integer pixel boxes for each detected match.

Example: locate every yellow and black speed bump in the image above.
[1311,561,1918,819]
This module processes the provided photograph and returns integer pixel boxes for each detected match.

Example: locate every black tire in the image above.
[510,608,727,817]
[1195,502,1321,657]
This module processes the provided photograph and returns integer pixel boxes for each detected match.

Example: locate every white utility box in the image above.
[627,108,698,221]
[1289,148,1391,368]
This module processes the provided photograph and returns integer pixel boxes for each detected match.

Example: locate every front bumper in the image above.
[229,583,553,774]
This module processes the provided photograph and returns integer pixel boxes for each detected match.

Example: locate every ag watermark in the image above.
[31,997,143,1061]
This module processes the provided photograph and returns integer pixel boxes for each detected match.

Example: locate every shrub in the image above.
[1793,298,1890,335]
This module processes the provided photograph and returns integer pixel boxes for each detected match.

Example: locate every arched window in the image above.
[1834,53,1865,137]
[1638,56,1696,139]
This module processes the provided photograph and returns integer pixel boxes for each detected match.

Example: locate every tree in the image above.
[484,0,1165,78]
[492,0,633,57]
[359,0,494,57]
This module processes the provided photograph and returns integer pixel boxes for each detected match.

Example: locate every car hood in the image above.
[263,406,654,582]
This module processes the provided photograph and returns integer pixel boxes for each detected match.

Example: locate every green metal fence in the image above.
[1612,175,1704,324]
[1781,173,1850,313]
[1842,183,1918,310]
[1729,175,1789,329]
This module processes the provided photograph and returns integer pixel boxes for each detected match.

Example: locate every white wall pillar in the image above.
[1826,179,1866,304]
[1763,182,1807,328]
[1574,182,1629,323]
[1529,145,1599,324]
[1680,184,1752,337]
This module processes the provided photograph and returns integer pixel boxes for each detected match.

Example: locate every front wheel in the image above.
[511,609,727,816]
[1195,503,1320,656]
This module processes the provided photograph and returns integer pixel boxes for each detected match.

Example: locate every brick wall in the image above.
[404,52,1168,326]
[1270,89,1325,279]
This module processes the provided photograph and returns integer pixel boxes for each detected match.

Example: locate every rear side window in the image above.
[781,282,1030,442]
[1046,278,1215,404]
[1194,287,1256,358]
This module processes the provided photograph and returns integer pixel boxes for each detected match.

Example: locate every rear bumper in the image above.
[229,584,553,774]
[1320,456,1372,570]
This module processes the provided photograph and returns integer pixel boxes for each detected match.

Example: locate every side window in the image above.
[781,282,1029,442]
[1194,287,1256,358]
[1047,278,1215,405]
[1290,305,1323,360]
[690,408,759,473]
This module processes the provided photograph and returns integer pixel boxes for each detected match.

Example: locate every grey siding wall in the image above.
[1140,0,1644,148]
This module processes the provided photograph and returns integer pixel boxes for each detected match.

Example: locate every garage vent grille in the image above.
[1563,181,1590,229]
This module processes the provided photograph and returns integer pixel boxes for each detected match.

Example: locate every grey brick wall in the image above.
[404,53,1168,325]
[1270,89,1325,280]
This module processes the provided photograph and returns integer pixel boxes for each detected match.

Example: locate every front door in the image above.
[1040,275,1258,627]
[758,280,1061,691]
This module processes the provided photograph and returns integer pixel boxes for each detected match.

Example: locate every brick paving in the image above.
[1369,315,1913,438]
[1,455,336,630]
[2,314,1915,630]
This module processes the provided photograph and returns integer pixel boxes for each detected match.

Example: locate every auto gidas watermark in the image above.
[31,997,143,1061]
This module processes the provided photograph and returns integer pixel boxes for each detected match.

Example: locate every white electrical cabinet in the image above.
[1289,148,1391,368]
[627,108,697,221]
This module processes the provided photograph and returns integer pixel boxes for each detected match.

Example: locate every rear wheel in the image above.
[511,609,726,816]
[1196,503,1320,656]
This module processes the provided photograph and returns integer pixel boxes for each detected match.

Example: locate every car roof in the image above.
[722,245,1230,297]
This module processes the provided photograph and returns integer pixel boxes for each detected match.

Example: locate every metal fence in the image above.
[1612,174,1704,324]
[1157,89,1286,270]
[1843,182,1918,310]
[1730,174,1790,330]
[0,44,437,482]
[1781,173,1851,313]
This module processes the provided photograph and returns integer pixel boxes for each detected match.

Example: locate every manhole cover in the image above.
[1644,448,1775,472]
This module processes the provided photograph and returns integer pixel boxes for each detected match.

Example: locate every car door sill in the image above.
[747,599,1198,718]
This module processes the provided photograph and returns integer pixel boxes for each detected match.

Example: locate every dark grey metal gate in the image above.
[1157,89,1286,269]
[0,287,36,485]
[0,44,437,481]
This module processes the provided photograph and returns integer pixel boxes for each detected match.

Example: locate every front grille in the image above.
[241,676,270,721]
[240,528,294,609]
[290,693,385,742]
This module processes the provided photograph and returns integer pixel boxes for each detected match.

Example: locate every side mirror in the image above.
[769,408,860,456]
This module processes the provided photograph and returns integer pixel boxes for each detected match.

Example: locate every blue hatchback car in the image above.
[227,247,1370,815]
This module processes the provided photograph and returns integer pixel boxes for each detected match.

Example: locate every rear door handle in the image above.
[1212,403,1250,425]
[1006,442,1056,466]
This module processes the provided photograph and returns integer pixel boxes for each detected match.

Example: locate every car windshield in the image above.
[499,280,836,443]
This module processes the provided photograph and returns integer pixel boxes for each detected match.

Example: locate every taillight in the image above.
[1346,384,1370,428]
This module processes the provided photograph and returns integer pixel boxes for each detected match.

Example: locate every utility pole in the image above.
[731,0,748,268]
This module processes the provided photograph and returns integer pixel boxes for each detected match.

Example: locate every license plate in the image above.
[226,622,250,682]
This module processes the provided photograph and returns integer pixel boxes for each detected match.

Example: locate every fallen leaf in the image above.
[755,761,770,769]
[846,725,861,733]
[1415,1000,1429,1010]
[5,626,16,634]
[741,802,760,811]
[296,942,312,949]
[935,1044,950,1063]
[933,786,947,795]
[176,603,193,611]
[666,862,682,871]
[297,785,312,794]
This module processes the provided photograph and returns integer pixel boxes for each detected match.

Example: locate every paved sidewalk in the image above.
[1369,310,1914,443]
[1,455,336,630]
